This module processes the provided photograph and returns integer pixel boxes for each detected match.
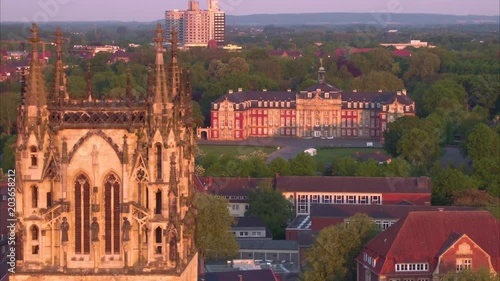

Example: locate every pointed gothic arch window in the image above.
[155,226,162,254]
[74,174,91,254]
[155,143,163,180]
[31,185,38,208]
[104,173,121,255]
[30,146,38,167]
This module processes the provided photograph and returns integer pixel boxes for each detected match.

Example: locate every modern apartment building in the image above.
[165,0,225,47]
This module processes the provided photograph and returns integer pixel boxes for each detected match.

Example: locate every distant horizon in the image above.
[0,12,498,24]
[1,0,499,22]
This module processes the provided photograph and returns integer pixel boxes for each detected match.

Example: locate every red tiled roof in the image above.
[310,204,476,219]
[197,176,274,197]
[392,49,412,57]
[357,211,500,275]
[276,176,431,194]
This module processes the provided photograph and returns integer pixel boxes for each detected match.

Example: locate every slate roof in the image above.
[310,204,476,220]
[357,211,500,275]
[235,216,267,228]
[238,239,298,251]
[198,177,274,197]
[214,91,296,104]
[341,91,414,105]
[276,176,432,194]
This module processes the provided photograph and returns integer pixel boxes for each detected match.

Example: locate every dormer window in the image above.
[308,93,312,98]
[30,146,38,167]
[214,104,218,109]
[258,101,262,107]
[325,93,329,98]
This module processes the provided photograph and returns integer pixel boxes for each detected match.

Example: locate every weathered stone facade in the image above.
[12,24,197,280]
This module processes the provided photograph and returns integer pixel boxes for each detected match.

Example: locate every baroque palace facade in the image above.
[198,66,415,141]
[13,24,197,280]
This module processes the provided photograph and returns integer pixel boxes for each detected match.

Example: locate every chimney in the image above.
[238,275,243,281]
[228,89,233,94]
[238,88,243,92]
[402,88,407,95]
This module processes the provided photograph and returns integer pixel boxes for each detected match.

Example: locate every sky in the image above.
[1,0,499,22]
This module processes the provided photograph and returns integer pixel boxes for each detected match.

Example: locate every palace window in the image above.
[30,146,38,167]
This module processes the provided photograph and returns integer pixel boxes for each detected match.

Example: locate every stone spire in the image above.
[86,62,93,101]
[125,67,133,106]
[168,27,181,101]
[53,27,68,106]
[152,23,168,105]
[26,23,47,107]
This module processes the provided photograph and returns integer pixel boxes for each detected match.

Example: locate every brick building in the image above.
[356,211,499,281]
[198,66,415,141]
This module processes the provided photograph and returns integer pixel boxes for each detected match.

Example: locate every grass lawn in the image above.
[313,147,386,164]
[198,145,277,156]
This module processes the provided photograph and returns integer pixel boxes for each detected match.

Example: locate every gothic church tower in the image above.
[13,23,197,281]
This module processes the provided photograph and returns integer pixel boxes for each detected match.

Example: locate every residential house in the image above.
[356,211,499,281]
[232,216,270,240]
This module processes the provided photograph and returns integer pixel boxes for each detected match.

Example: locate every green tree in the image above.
[304,213,378,281]
[348,71,404,92]
[207,59,229,80]
[466,123,500,163]
[355,159,382,177]
[398,128,440,166]
[0,92,20,134]
[441,269,498,281]
[1,134,16,171]
[384,157,411,177]
[289,152,316,176]
[227,57,250,74]
[431,163,480,205]
[333,157,359,176]
[383,116,422,157]
[269,157,291,176]
[423,79,467,115]
[246,186,294,240]
[404,51,440,80]
[472,157,500,197]
[194,193,239,261]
